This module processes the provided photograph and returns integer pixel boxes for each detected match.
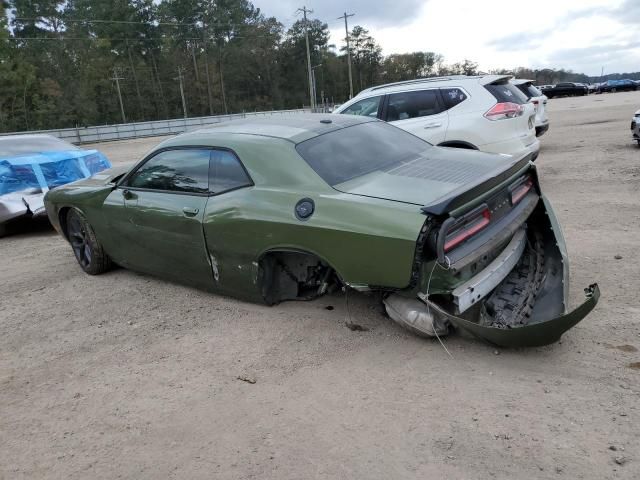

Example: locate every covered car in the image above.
[0,134,110,234]
[43,115,599,347]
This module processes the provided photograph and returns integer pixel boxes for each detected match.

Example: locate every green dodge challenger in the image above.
[44,114,599,347]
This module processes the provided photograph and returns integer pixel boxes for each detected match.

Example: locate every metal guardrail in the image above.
[0,109,310,144]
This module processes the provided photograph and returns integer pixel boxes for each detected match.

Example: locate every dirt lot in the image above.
[2,92,640,479]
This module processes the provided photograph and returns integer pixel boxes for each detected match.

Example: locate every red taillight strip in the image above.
[510,177,534,205]
[443,207,491,253]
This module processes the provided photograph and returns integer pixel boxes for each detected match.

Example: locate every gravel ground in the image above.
[1,92,639,479]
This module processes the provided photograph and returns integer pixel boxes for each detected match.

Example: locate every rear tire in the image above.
[66,208,112,275]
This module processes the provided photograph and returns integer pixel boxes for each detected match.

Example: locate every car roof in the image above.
[175,113,376,144]
[0,133,60,143]
[354,74,512,97]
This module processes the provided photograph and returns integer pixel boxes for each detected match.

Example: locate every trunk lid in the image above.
[334,147,531,212]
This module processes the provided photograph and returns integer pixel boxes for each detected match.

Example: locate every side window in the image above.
[441,88,468,109]
[126,149,210,194]
[340,96,382,117]
[386,89,442,122]
[209,150,252,194]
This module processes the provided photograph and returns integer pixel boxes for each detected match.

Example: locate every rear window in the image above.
[484,83,528,104]
[441,88,468,108]
[515,83,542,99]
[295,121,430,186]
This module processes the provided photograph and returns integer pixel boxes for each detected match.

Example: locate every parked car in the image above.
[598,79,638,93]
[632,109,640,146]
[44,115,599,347]
[0,134,110,235]
[333,75,540,160]
[512,79,549,137]
[543,82,588,98]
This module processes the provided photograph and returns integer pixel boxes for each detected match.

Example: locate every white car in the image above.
[512,79,549,137]
[632,109,640,146]
[334,75,540,159]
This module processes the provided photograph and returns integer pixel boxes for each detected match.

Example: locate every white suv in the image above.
[512,79,549,137]
[334,75,540,159]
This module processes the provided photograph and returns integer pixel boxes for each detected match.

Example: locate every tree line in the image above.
[1,0,637,133]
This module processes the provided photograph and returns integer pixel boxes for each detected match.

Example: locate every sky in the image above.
[251,0,640,76]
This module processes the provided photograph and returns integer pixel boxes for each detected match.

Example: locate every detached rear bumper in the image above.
[384,195,599,348]
[425,284,599,347]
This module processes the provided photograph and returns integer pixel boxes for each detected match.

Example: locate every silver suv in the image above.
[334,75,540,159]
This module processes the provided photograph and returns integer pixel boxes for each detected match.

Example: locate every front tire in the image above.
[66,208,112,275]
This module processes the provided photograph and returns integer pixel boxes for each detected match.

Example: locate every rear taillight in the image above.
[509,176,534,205]
[484,102,524,120]
[443,205,491,252]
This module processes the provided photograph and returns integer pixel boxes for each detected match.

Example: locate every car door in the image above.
[200,149,255,297]
[104,148,214,290]
[383,89,449,144]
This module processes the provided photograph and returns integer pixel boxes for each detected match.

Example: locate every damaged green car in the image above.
[44,115,599,347]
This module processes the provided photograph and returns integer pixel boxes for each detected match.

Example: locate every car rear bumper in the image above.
[536,122,549,137]
[0,191,47,225]
[479,136,540,159]
[384,195,599,347]
[423,284,599,347]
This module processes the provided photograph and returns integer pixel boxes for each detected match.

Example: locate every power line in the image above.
[14,17,263,28]
[6,34,275,41]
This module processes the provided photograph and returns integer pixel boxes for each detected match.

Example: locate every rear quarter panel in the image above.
[200,135,427,300]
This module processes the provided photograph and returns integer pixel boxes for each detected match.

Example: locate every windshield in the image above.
[295,121,431,186]
[0,136,77,157]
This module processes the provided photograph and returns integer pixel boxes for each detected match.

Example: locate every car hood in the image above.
[334,147,529,210]
[61,164,130,189]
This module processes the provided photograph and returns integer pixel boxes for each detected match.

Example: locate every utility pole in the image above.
[312,64,322,111]
[110,68,126,123]
[297,6,315,110]
[174,67,188,119]
[337,12,355,99]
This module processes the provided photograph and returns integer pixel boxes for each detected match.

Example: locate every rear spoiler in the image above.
[479,75,513,86]
[421,152,534,217]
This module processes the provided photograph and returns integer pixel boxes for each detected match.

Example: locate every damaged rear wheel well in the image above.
[258,250,340,305]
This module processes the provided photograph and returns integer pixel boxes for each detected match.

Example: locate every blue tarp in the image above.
[0,150,111,196]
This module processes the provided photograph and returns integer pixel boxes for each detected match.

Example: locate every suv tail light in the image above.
[484,102,524,121]
[443,205,491,252]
